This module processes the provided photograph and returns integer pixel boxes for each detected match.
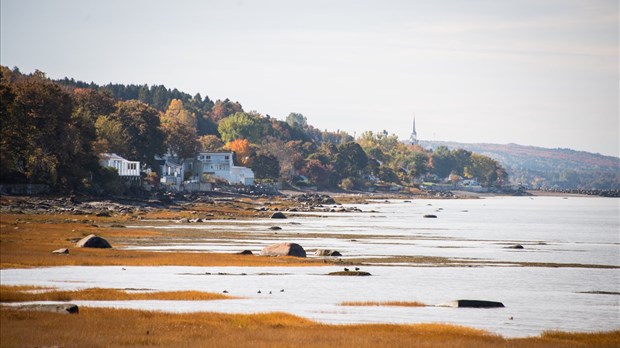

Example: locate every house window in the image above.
[128,163,137,170]
[224,156,229,160]
[206,155,211,160]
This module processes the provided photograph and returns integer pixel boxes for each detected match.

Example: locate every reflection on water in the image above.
[1,196,619,337]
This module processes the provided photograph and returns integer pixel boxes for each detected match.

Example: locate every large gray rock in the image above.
[440,300,505,308]
[260,243,306,257]
[315,249,342,257]
[270,212,287,219]
[75,234,112,248]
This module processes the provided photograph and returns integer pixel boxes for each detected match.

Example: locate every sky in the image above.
[2,0,618,157]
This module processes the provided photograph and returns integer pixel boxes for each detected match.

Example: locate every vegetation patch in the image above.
[1,307,618,348]
[0,286,235,302]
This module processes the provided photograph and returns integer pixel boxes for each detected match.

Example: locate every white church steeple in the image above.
[409,115,418,145]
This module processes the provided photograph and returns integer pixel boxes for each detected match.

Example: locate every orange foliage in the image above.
[225,138,253,166]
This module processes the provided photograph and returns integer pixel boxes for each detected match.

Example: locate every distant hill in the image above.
[419,141,620,190]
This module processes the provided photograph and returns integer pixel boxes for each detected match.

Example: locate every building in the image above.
[99,153,140,178]
[197,152,254,185]
[409,116,418,145]
[158,151,255,191]
[159,158,184,189]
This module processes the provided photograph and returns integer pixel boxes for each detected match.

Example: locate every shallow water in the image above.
[2,196,619,337]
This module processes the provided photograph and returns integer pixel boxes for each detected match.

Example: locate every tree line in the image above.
[0,66,507,194]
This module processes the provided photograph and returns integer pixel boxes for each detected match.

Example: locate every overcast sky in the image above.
[2,0,618,156]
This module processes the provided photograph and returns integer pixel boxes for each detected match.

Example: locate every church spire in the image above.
[409,114,418,145]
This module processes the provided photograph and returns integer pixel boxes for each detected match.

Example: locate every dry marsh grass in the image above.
[1,307,618,348]
[340,301,427,307]
[0,286,234,302]
[0,213,329,269]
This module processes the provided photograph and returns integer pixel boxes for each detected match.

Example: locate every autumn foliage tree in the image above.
[160,99,201,160]
[224,139,253,166]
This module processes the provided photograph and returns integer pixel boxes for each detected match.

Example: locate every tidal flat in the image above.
[1,194,619,346]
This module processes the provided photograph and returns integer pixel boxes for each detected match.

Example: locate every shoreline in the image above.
[1,193,618,346]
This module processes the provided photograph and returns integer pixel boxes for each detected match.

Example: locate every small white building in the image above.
[99,153,140,177]
[197,152,254,185]
[160,158,184,189]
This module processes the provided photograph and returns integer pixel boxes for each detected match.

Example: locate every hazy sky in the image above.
[2,0,618,156]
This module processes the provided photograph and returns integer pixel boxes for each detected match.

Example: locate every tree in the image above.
[218,112,272,143]
[163,99,197,128]
[209,98,243,122]
[105,100,166,169]
[224,139,253,166]
[405,151,430,179]
[334,142,368,179]
[464,153,503,187]
[0,69,98,190]
[379,165,400,183]
[199,135,224,152]
[302,159,333,188]
[286,112,307,129]
[429,146,455,178]
[451,149,472,176]
[259,136,302,179]
[251,154,280,180]
[160,99,200,160]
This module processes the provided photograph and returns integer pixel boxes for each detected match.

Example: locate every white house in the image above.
[99,153,140,178]
[159,158,184,189]
[197,152,254,185]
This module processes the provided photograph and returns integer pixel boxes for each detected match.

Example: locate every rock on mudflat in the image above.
[270,212,287,219]
[260,242,306,257]
[16,303,79,314]
[423,214,437,218]
[52,248,69,254]
[238,250,254,255]
[328,271,371,276]
[440,300,505,308]
[315,249,342,257]
[75,234,112,248]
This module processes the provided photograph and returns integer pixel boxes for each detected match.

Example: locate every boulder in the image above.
[16,303,79,314]
[271,212,287,219]
[328,271,371,276]
[260,242,306,257]
[441,300,505,308]
[75,234,112,248]
[52,248,69,254]
[269,226,283,230]
[423,214,437,218]
[507,244,524,249]
[315,249,342,257]
[238,250,254,255]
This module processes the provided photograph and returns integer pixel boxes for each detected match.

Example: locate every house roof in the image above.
[100,153,127,161]
[99,153,139,163]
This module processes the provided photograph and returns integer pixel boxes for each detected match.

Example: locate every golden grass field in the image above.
[0,212,329,269]
[1,308,618,348]
[1,197,619,347]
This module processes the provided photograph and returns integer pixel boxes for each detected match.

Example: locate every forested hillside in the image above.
[420,141,620,190]
[1,66,508,194]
